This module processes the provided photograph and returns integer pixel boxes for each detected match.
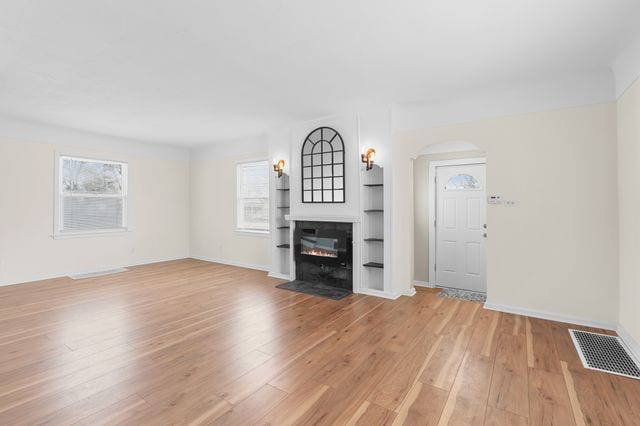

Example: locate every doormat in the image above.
[276,280,352,300]
[438,287,487,303]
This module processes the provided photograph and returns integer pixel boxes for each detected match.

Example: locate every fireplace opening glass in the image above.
[300,235,339,258]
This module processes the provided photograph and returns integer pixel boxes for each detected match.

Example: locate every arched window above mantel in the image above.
[301,127,345,203]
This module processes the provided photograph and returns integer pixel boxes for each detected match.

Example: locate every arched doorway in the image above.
[411,141,488,295]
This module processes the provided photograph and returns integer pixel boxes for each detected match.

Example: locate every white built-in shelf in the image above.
[274,173,291,278]
[361,165,385,292]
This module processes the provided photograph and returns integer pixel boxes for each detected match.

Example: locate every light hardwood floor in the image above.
[0,259,638,425]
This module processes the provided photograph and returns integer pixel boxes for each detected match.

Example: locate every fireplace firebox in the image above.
[301,236,339,258]
[294,221,353,291]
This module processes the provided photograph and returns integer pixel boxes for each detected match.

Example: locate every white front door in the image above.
[435,163,486,292]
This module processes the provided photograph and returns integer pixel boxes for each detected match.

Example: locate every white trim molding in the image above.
[357,288,400,300]
[393,69,615,132]
[612,35,640,98]
[403,287,417,297]
[0,255,188,287]
[414,280,434,288]
[285,214,360,223]
[190,255,270,272]
[484,302,617,331]
[617,324,640,365]
[267,271,291,280]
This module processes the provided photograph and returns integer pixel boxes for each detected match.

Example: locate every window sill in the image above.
[235,229,270,238]
[52,230,131,240]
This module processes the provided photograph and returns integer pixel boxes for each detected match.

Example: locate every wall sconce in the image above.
[273,159,285,178]
[361,148,376,171]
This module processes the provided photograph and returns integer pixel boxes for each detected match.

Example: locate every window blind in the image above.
[237,160,269,232]
[58,156,128,233]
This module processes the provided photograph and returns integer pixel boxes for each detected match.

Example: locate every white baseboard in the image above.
[357,288,400,300]
[617,324,640,364]
[190,255,270,272]
[267,271,291,280]
[414,280,434,288]
[483,302,617,331]
[0,255,189,288]
[403,287,417,297]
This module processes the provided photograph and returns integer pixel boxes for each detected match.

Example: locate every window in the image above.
[301,127,345,203]
[444,174,481,191]
[237,160,269,232]
[56,156,128,235]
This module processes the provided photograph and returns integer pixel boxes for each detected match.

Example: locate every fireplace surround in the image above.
[293,221,353,292]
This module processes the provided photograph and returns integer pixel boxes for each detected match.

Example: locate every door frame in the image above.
[428,157,486,287]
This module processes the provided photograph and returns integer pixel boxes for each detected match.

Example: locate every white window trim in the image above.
[53,153,130,239]
[236,158,270,235]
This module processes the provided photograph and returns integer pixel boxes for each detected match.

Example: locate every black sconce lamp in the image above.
[361,148,375,171]
[273,159,285,178]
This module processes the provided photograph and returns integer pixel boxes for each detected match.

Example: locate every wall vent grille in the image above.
[569,329,640,380]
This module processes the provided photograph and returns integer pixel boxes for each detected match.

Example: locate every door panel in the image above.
[443,199,457,229]
[465,242,482,276]
[441,241,457,272]
[435,163,486,292]
[466,198,482,230]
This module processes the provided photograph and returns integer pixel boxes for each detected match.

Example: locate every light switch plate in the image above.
[488,195,502,205]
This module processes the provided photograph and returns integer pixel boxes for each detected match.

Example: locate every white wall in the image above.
[393,103,619,326]
[617,77,640,351]
[0,116,190,286]
[288,115,361,219]
[189,137,271,270]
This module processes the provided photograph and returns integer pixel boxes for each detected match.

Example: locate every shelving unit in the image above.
[273,173,291,278]
[360,165,385,292]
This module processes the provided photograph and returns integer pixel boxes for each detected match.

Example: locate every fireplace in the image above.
[294,221,353,291]
[301,236,338,258]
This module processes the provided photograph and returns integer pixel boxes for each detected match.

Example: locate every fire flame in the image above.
[301,247,337,258]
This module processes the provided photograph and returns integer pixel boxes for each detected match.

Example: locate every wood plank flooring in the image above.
[0,258,638,425]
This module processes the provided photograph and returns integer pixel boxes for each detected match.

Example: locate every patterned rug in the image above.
[438,287,487,303]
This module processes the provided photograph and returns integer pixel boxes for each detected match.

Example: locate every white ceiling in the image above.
[1,0,639,146]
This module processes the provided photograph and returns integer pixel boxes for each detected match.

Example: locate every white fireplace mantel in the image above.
[284,214,360,223]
